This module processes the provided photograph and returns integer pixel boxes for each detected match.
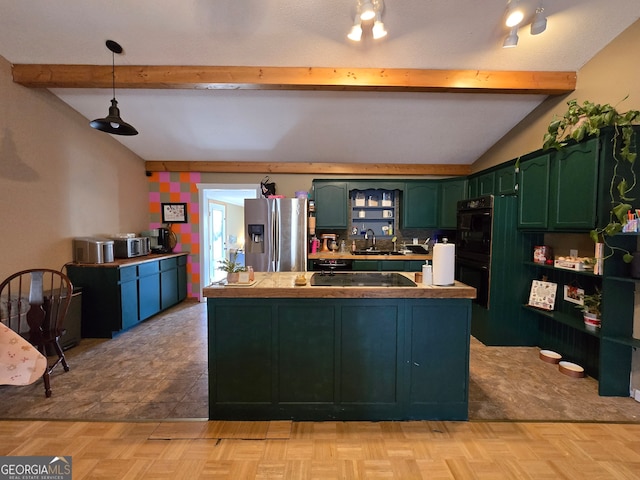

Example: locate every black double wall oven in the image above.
[455,195,493,308]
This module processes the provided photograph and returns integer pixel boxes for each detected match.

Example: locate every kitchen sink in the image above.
[353,250,404,255]
[310,272,417,287]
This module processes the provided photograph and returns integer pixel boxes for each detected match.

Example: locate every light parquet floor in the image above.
[1,419,639,479]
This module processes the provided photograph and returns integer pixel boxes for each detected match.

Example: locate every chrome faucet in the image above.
[365,229,376,249]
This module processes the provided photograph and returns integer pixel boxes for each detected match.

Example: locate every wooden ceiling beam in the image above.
[144,161,472,176]
[13,65,576,94]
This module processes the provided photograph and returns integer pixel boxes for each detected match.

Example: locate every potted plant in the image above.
[543,98,640,263]
[217,250,247,283]
[576,289,602,330]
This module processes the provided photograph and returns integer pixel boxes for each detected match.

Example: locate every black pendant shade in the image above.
[90,98,138,135]
[90,40,138,136]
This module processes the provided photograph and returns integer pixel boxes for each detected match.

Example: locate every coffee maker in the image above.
[142,228,172,253]
[157,228,172,252]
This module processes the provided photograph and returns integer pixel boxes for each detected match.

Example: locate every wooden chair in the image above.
[0,269,73,397]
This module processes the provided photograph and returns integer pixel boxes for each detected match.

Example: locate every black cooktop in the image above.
[310,272,417,287]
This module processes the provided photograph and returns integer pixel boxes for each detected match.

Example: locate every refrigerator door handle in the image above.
[272,200,279,270]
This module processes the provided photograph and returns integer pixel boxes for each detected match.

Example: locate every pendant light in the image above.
[90,40,138,136]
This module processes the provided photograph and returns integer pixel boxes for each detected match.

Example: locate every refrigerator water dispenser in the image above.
[247,224,264,253]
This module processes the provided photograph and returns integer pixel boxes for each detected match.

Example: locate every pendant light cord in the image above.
[111,50,116,100]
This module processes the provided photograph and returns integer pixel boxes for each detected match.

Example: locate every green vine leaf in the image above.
[604,222,623,236]
[612,203,633,224]
[623,253,634,263]
[617,178,628,197]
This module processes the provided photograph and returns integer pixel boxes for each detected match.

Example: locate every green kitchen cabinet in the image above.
[517,152,551,229]
[495,164,517,195]
[138,261,161,321]
[476,171,495,196]
[548,137,599,230]
[439,178,467,228]
[352,260,379,271]
[467,176,478,198]
[177,254,188,301]
[352,260,426,272]
[67,253,188,338]
[405,260,426,272]
[518,133,635,232]
[402,181,439,228]
[160,257,179,309]
[313,181,348,229]
[598,234,640,396]
[207,297,471,420]
[407,302,470,412]
[119,266,139,331]
[467,163,516,198]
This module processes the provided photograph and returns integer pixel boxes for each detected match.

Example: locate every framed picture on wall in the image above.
[161,203,188,223]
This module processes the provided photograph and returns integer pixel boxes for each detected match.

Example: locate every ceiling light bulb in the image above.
[502,27,519,48]
[348,22,363,41]
[360,0,375,21]
[505,0,524,27]
[530,7,547,35]
[372,20,387,39]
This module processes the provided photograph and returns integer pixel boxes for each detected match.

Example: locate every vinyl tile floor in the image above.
[1,300,640,423]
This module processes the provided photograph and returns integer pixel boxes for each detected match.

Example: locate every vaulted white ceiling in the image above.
[1,0,639,166]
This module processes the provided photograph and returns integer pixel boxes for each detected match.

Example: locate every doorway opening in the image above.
[197,184,260,300]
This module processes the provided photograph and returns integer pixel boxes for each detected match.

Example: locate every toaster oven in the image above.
[112,237,150,258]
[73,237,115,264]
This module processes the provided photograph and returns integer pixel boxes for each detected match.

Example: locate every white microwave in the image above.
[112,237,150,258]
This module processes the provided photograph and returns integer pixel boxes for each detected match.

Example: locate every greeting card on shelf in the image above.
[528,280,558,311]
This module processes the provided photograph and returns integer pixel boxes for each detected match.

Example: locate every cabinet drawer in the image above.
[138,261,160,277]
[119,266,137,283]
[160,258,177,271]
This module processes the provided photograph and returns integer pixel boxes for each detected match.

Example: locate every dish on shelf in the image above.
[558,361,585,378]
[539,349,562,364]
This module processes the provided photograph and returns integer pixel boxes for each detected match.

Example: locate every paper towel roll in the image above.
[432,243,455,286]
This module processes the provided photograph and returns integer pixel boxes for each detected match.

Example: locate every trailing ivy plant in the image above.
[543,98,640,263]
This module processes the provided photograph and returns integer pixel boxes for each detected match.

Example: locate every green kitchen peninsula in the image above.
[203,272,476,421]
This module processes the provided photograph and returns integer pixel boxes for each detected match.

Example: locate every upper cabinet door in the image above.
[313,181,348,229]
[439,179,467,228]
[476,172,495,196]
[495,165,517,195]
[518,153,551,229]
[549,138,599,230]
[402,182,439,228]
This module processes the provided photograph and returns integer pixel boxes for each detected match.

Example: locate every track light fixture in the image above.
[372,12,388,40]
[502,1,548,48]
[348,0,386,42]
[530,6,547,35]
[504,0,525,28]
[502,27,519,48]
[360,0,375,21]
[90,40,138,136]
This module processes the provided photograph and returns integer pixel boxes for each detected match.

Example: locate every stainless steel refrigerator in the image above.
[244,198,308,272]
